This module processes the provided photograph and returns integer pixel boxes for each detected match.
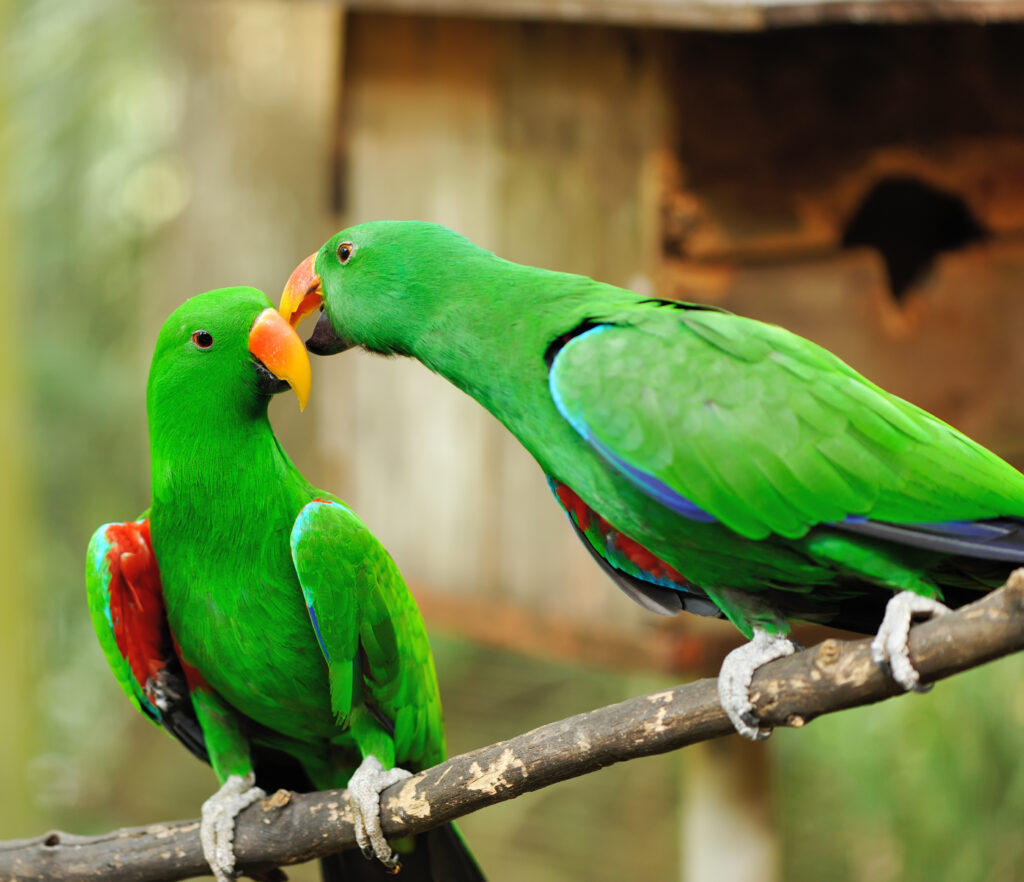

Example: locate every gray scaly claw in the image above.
[347,755,413,869]
[200,773,266,882]
[871,590,950,692]
[718,628,797,740]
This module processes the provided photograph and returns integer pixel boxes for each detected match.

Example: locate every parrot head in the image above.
[148,286,311,421]
[280,220,487,358]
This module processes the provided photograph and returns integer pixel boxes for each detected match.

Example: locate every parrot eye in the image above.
[191,330,214,350]
[337,241,355,264]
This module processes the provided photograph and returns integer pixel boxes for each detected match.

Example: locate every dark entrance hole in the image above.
[841,176,986,302]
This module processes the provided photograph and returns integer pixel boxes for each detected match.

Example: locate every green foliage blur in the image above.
[2,2,1023,881]
[3,0,174,836]
[777,652,1024,882]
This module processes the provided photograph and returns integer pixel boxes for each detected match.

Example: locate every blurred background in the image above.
[3,2,1024,880]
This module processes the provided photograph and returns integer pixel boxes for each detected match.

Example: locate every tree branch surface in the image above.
[4,572,1023,882]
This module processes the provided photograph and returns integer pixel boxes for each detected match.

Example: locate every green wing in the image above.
[549,307,1024,541]
[290,499,445,771]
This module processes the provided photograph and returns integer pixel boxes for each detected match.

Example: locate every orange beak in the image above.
[280,252,323,329]
[248,307,312,411]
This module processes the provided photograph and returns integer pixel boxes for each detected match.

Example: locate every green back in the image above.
[548,308,1024,539]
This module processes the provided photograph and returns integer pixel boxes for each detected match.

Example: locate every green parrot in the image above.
[86,286,484,881]
[281,221,1024,739]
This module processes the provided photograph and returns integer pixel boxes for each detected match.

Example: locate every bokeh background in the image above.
[3,2,1024,880]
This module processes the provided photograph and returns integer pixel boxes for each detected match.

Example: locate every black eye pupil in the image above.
[338,242,353,263]
[192,331,213,349]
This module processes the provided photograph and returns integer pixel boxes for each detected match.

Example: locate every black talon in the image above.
[740,710,763,729]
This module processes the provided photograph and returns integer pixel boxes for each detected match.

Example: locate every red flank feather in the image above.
[553,482,688,584]
[105,520,168,699]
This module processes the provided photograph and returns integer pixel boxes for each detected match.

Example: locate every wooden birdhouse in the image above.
[144,0,1024,669]
[304,4,1024,671]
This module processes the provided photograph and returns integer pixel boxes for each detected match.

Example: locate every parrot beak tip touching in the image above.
[248,308,312,411]
[280,253,324,329]
[280,252,352,355]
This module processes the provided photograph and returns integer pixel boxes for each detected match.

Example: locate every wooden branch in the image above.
[4,572,1023,882]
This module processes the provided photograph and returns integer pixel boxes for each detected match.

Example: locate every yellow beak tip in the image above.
[249,307,312,412]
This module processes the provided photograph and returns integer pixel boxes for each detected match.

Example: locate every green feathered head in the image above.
[148,286,311,426]
[279,220,495,358]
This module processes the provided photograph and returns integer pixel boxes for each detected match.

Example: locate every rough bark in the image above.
[3,571,1023,882]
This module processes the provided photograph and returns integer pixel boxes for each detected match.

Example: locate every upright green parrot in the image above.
[281,221,1024,739]
[86,286,484,881]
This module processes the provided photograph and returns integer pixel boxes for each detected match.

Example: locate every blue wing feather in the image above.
[834,517,1024,561]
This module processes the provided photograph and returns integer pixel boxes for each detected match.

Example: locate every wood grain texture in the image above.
[319,13,667,630]
[5,571,1022,882]
[338,0,1024,31]
[322,15,1024,643]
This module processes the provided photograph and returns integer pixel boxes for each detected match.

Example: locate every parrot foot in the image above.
[718,628,797,741]
[200,773,266,882]
[871,590,950,692]
[347,755,413,870]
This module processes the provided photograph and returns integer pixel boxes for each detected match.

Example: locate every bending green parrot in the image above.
[281,221,1024,739]
[86,286,484,881]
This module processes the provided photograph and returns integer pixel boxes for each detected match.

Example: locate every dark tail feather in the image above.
[421,823,486,881]
[318,853,345,882]
[317,850,395,881]
[836,516,1024,562]
[317,824,485,882]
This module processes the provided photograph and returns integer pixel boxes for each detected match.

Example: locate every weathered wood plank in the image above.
[325,14,1024,635]
[321,14,668,626]
[338,0,1024,31]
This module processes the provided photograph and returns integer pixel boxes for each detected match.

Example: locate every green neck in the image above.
[148,394,301,527]
[406,262,637,429]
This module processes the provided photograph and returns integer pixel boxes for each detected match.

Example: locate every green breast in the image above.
[153,498,340,743]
